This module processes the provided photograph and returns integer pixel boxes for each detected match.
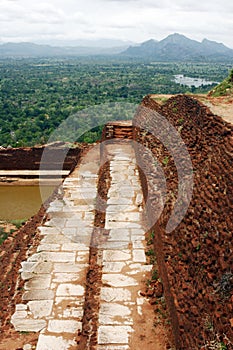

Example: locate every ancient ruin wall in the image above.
[0,144,84,171]
[133,95,233,349]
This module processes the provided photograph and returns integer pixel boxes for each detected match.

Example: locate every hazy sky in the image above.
[0,0,232,47]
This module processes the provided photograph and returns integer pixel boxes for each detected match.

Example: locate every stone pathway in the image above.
[11,142,153,349]
[11,147,100,350]
[97,142,152,349]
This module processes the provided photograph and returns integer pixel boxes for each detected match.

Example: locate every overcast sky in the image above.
[0,0,232,47]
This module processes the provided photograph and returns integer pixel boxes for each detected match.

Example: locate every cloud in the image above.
[0,0,232,48]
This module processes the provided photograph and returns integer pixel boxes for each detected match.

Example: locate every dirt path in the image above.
[193,94,233,125]
[150,93,233,125]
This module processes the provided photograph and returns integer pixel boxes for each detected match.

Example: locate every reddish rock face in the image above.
[133,94,233,349]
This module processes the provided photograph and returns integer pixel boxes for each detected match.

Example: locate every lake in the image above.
[0,185,56,221]
[173,74,219,88]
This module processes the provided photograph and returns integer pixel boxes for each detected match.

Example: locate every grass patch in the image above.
[0,227,9,245]
[210,69,233,97]
[147,231,155,245]
[0,219,25,245]
[146,248,155,257]
[9,219,26,229]
[162,156,169,166]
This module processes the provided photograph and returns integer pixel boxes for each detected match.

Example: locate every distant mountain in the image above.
[1,34,233,60]
[0,42,129,57]
[121,33,233,62]
[36,38,134,48]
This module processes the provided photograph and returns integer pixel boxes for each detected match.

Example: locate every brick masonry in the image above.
[133,94,233,349]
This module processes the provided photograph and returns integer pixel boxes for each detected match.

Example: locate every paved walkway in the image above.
[11,147,100,349]
[97,143,152,349]
[11,142,153,350]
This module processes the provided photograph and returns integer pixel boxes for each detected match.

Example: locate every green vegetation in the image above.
[0,58,230,147]
[10,219,26,229]
[162,156,169,166]
[145,248,155,256]
[151,268,159,281]
[147,231,155,245]
[0,227,9,245]
[0,220,25,245]
[210,68,233,97]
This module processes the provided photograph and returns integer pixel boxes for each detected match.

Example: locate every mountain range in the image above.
[0,42,128,57]
[0,34,233,61]
[122,33,233,61]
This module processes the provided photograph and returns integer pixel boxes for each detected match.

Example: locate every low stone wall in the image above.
[0,143,84,172]
[133,95,233,349]
[102,121,133,140]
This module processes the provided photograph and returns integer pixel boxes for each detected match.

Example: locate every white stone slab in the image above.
[21,262,38,273]
[108,229,131,238]
[11,318,46,332]
[98,325,132,344]
[15,304,27,311]
[106,221,141,229]
[107,198,133,205]
[76,252,89,262]
[24,275,51,290]
[108,189,134,199]
[132,241,145,249]
[53,273,81,283]
[130,228,145,236]
[32,262,53,274]
[103,262,125,273]
[99,303,132,325]
[28,252,75,263]
[48,319,82,333]
[38,227,60,235]
[62,227,93,236]
[99,242,129,250]
[100,288,131,302]
[108,230,130,242]
[128,263,153,273]
[28,300,53,318]
[103,250,131,262]
[23,290,54,301]
[63,307,83,319]
[53,263,87,273]
[106,205,135,213]
[41,235,71,244]
[36,334,76,350]
[132,250,146,263]
[102,274,137,287]
[65,236,91,245]
[106,212,140,222]
[55,296,84,305]
[62,243,89,251]
[65,219,87,227]
[135,193,143,205]
[11,310,28,319]
[56,284,85,297]
[37,244,61,252]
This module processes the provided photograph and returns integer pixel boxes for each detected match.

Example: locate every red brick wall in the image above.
[133,95,233,349]
[0,144,83,171]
